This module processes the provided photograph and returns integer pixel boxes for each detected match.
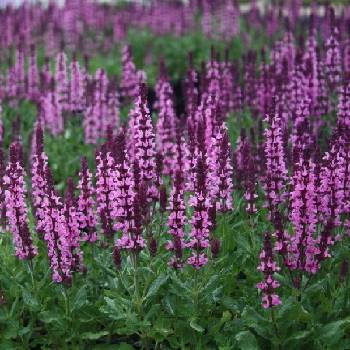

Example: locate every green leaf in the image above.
[39,311,60,323]
[92,346,121,350]
[241,306,272,339]
[221,296,240,313]
[144,303,161,321]
[116,343,136,350]
[0,340,17,350]
[162,296,175,315]
[318,319,350,345]
[283,330,312,348]
[22,290,39,311]
[190,319,205,333]
[3,320,19,340]
[278,298,311,323]
[145,273,168,299]
[72,286,87,311]
[235,331,259,350]
[81,331,109,340]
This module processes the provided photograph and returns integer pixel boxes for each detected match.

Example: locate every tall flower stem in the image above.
[271,308,281,350]
[222,214,227,252]
[27,259,36,293]
[192,270,203,349]
[131,252,149,349]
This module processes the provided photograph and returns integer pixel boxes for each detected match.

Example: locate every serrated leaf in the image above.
[283,330,311,348]
[319,319,350,345]
[116,343,136,350]
[72,286,87,311]
[81,331,109,340]
[92,346,118,350]
[278,299,311,323]
[22,290,39,311]
[144,303,161,321]
[190,319,204,333]
[39,311,64,326]
[163,296,175,315]
[241,306,272,339]
[221,296,239,313]
[235,330,259,350]
[145,273,168,299]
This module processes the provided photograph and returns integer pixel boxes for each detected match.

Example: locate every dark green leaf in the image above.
[235,330,259,350]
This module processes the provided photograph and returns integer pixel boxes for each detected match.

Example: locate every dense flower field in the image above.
[1,0,350,349]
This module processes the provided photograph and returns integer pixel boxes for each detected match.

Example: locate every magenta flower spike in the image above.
[256,232,281,309]
[120,45,142,102]
[64,178,84,273]
[166,171,186,269]
[31,122,49,236]
[324,8,341,92]
[55,51,69,111]
[209,123,233,212]
[288,155,319,274]
[155,61,176,176]
[42,166,73,285]
[187,146,211,269]
[263,100,288,214]
[132,83,157,201]
[28,44,39,100]
[116,172,145,253]
[110,132,135,234]
[70,53,85,113]
[95,144,116,239]
[14,48,25,97]
[4,142,37,260]
[184,52,198,120]
[77,157,98,243]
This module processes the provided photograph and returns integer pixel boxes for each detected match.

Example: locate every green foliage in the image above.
[1,16,350,350]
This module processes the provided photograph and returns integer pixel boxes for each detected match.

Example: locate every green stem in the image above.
[27,259,37,294]
[271,308,281,349]
[342,274,349,312]
[222,214,227,252]
[62,287,70,319]
[192,270,202,348]
[132,253,148,348]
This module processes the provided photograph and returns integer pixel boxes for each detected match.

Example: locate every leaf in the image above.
[170,275,191,300]
[72,286,87,311]
[241,306,272,339]
[0,340,17,350]
[221,296,240,313]
[162,296,175,315]
[145,273,168,299]
[318,319,350,345]
[235,331,259,350]
[39,312,57,324]
[190,319,205,333]
[102,297,122,314]
[81,331,109,340]
[283,330,312,348]
[116,343,136,350]
[278,298,311,323]
[22,290,39,311]
[3,320,19,340]
[92,343,135,350]
[144,304,161,321]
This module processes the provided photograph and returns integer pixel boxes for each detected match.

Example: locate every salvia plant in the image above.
[1,1,350,349]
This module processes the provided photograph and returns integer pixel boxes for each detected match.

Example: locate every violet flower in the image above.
[4,142,37,260]
[256,232,281,309]
[166,171,186,269]
[77,157,98,243]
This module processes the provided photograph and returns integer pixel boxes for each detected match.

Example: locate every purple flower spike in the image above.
[256,232,281,309]
[4,142,37,260]
[77,157,98,243]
